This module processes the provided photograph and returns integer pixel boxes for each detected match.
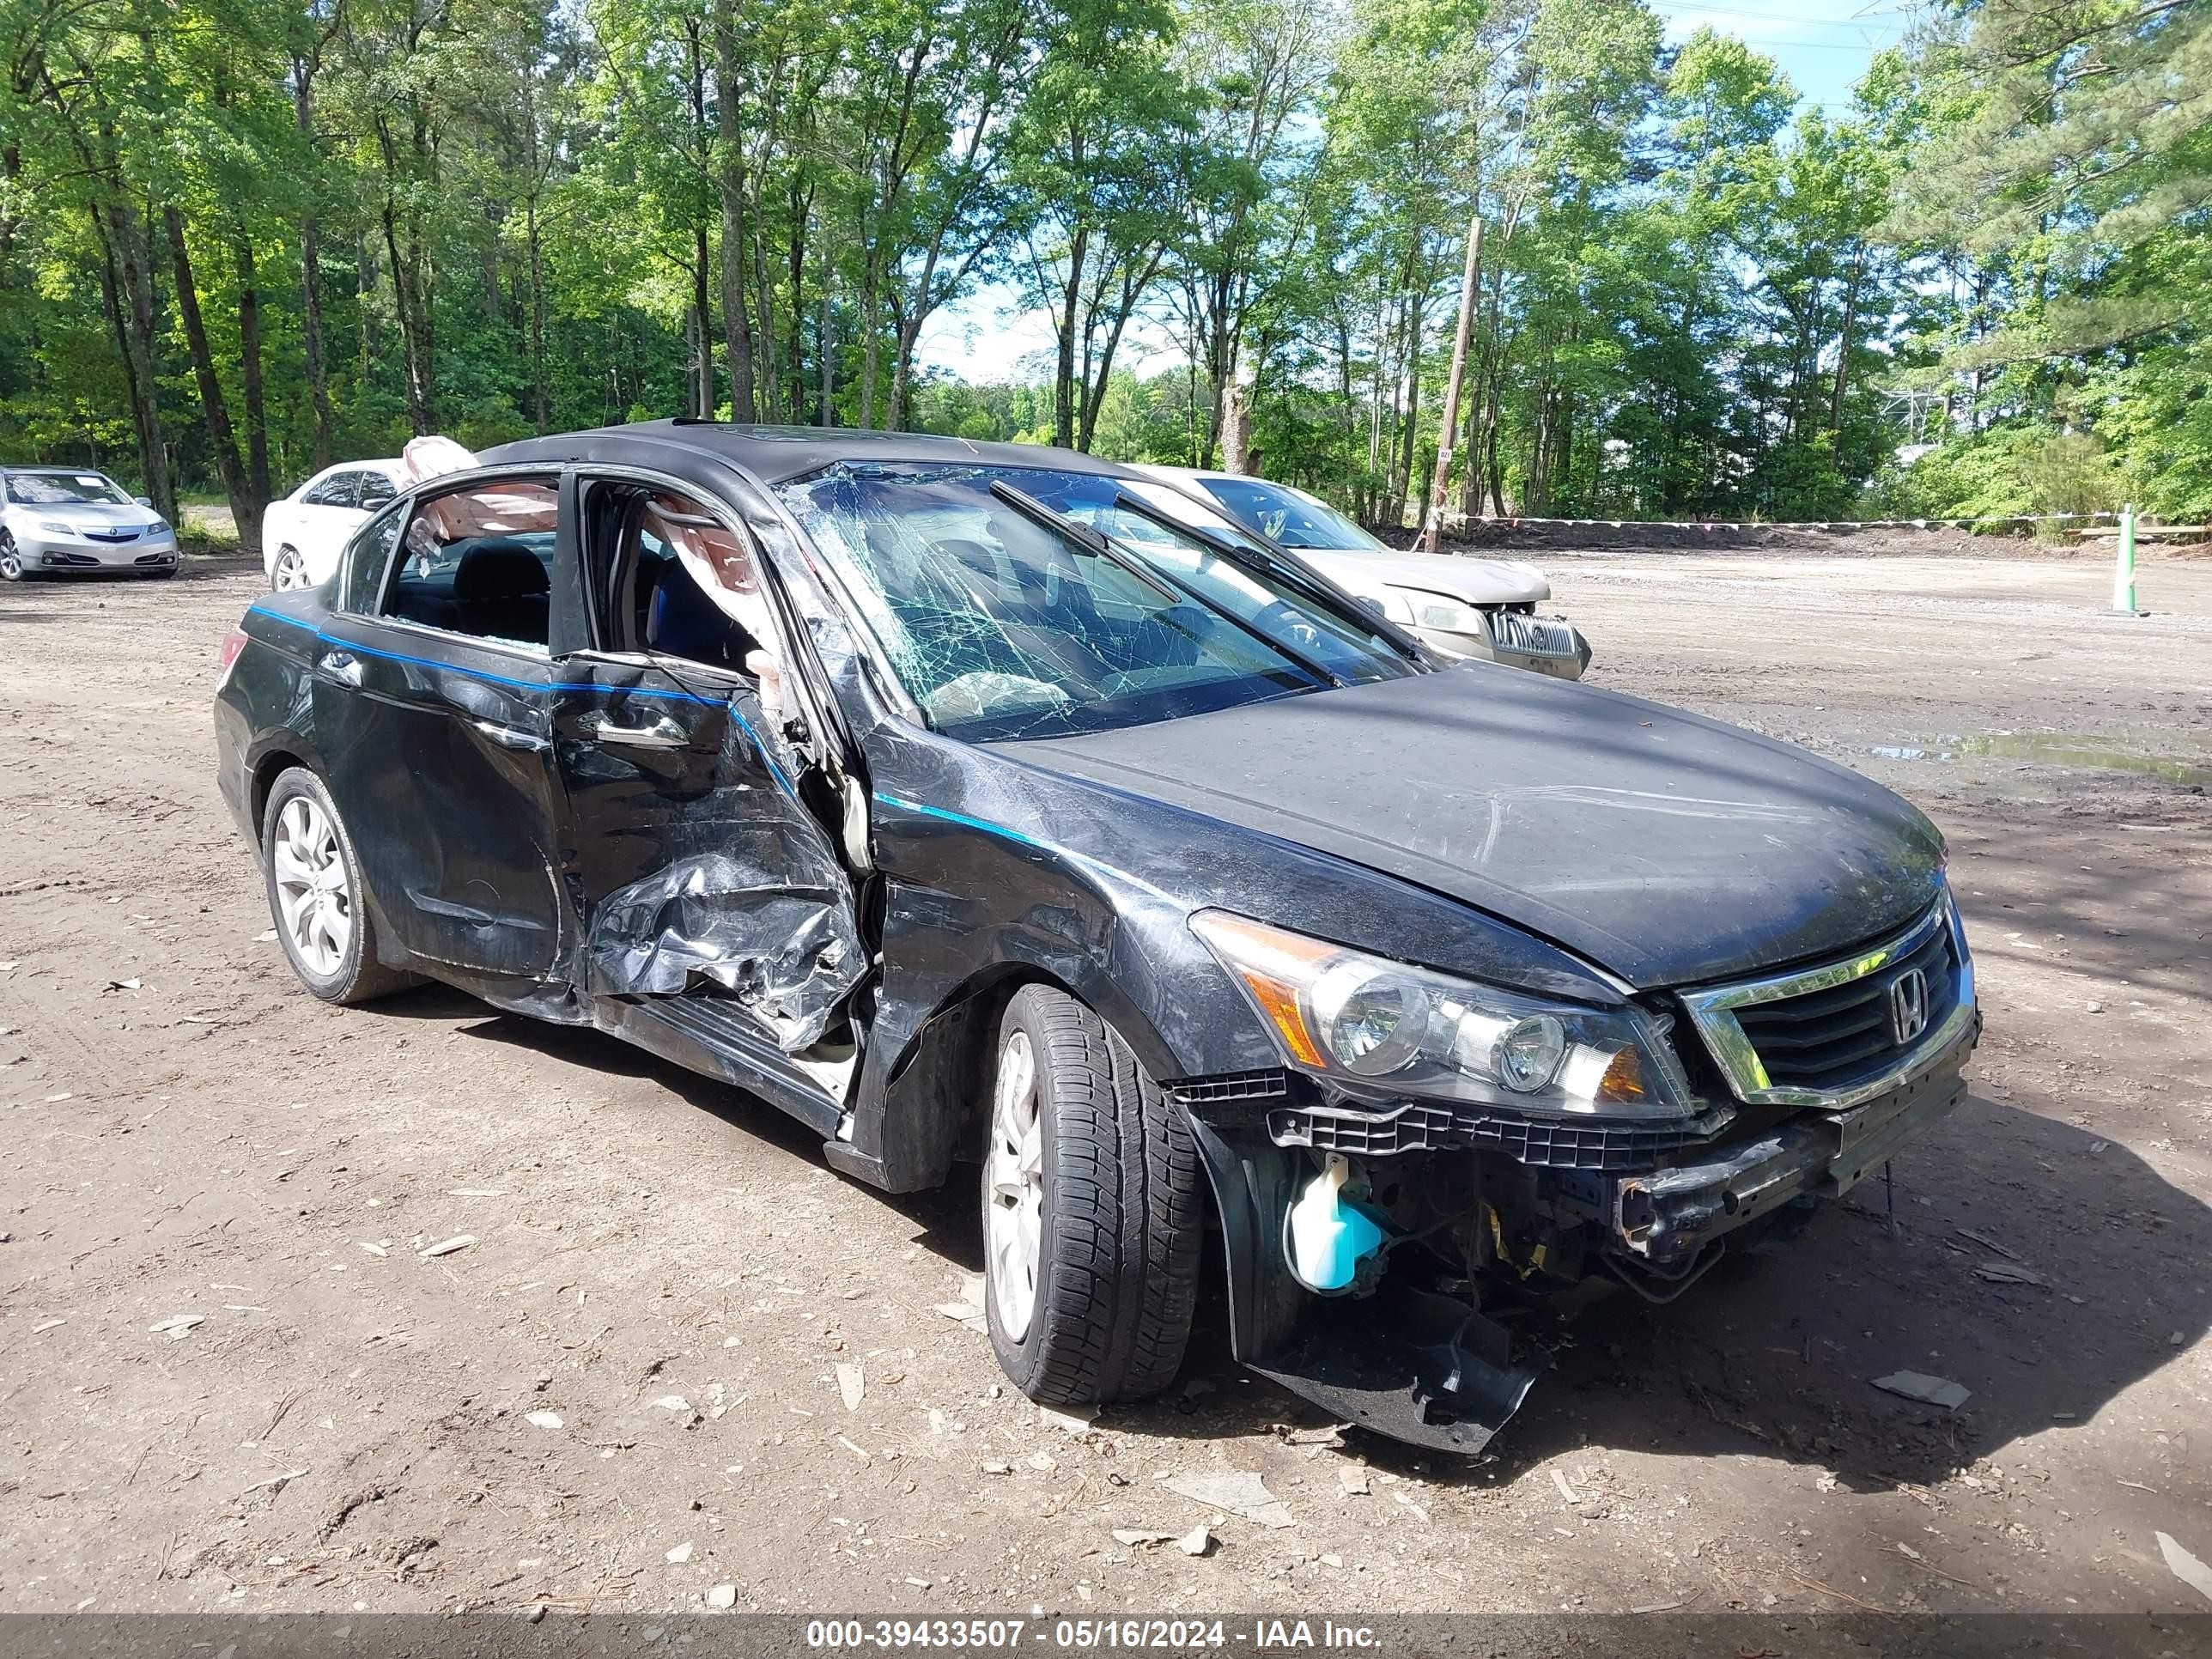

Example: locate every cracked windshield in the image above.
[778,464,1414,740]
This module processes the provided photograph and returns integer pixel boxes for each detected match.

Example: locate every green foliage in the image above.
[0,0,2203,529]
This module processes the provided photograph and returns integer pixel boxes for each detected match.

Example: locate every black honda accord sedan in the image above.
[214,422,1978,1449]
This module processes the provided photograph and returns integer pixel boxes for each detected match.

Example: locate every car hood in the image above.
[12,501,158,530]
[997,665,1945,989]
[1297,549,1551,605]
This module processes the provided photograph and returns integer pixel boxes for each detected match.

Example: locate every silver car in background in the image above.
[0,467,179,580]
[1127,465,1590,678]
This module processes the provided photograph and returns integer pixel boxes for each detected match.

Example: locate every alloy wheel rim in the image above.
[272,795,352,976]
[983,1029,1044,1341]
[273,548,307,591]
[0,536,18,580]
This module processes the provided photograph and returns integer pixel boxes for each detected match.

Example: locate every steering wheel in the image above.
[1251,598,1326,652]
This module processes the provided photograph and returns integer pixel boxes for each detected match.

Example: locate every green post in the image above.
[2112,503,2138,614]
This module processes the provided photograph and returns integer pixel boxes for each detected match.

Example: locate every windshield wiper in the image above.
[1108,489,1423,663]
[988,479,1342,690]
[988,481,1170,593]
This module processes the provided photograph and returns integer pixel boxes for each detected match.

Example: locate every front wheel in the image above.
[270,545,309,591]
[981,984,1205,1406]
[0,531,24,581]
[259,768,413,1005]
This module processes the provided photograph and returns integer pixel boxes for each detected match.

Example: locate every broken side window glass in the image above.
[775,463,1414,743]
[586,482,794,729]
[340,504,405,614]
[384,477,559,653]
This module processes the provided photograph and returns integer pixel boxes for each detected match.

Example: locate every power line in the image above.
[1653,0,1917,25]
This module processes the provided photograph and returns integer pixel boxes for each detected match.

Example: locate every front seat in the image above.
[452,540,550,647]
[644,555,754,668]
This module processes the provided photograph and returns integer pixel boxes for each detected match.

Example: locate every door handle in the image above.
[471,717,549,754]
[318,649,362,687]
[580,710,687,749]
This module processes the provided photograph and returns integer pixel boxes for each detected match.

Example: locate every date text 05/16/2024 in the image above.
[804,1620,1382,1650]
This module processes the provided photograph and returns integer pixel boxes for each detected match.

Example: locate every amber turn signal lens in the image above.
[1598,1045,1646,1101]
[1189,911,1335,1071]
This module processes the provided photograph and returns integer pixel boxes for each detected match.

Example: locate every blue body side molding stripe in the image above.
[241,603,795,797]
[872,793,1050,854]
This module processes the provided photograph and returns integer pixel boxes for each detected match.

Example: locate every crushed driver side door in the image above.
[548,472,866,1119]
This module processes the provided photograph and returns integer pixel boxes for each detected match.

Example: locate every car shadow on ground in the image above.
[377,988,2209,1491]
[405,985,994,1271]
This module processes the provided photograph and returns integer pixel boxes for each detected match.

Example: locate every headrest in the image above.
[453,539,550,602]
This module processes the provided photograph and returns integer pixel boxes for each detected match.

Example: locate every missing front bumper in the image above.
[1611,1057,1968,1266]
[1182,1030,1974,1454]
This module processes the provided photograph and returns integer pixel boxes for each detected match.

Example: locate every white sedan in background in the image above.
[1125,465,1591,678]
[261,459,410,591]
[0,467,179,579]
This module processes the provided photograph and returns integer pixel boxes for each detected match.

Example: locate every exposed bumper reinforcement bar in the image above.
[1612,1045,1972,1266]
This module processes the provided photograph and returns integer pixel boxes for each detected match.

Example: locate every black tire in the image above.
[0,531,24,581]
[258,767,415,1006]
[982,984,1205,1406]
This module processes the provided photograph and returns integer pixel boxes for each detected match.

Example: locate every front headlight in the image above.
[38,520,76,537]
[1398,589,1489,638]
[1364,588,1417,626]
[1192,911,1692,1119]
[143,520,174,539]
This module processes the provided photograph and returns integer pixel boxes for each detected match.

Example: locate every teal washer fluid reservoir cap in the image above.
[1285,1153,1387,1293]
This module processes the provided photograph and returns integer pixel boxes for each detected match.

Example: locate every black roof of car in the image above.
[483,421,1137,489]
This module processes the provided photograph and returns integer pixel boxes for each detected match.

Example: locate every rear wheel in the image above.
[981,984,1205,1406]
[270,545,309,591]
[259,768,413,1005]
[0,532,23,581]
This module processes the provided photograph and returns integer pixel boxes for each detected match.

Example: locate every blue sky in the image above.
[916,0,1913,384]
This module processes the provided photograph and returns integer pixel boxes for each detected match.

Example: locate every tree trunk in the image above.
[382,201,435,434]
[1420,212,1482,550]
[293,63,335,472]
[713,0,756,422]
[481,223,503,325]
[1219,381,1253,475]
[528,205,549,431]
[1052,225,1089,450]
[786,190,810,424]
[819,268,835,425]
[90,204,174,523]
[693,226,715,416]
[236,234,272,507]
[164,206,260,548]
[1829,247,1865,433]
[1388,288,1425,521]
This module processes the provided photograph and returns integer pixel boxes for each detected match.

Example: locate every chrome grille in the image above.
[1678,899,1977,1112]
[1487,611,1579,658]
[1731,923,1955,1091]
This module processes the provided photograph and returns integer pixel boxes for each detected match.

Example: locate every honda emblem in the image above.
[1888,968,1930,1044]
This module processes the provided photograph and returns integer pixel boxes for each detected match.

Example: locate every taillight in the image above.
[216,628,248,686]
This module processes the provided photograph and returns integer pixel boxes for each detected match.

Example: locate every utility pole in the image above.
[1420,210,1483,554]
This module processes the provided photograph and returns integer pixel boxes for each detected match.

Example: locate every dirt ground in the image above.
[1,538,2207,1621]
